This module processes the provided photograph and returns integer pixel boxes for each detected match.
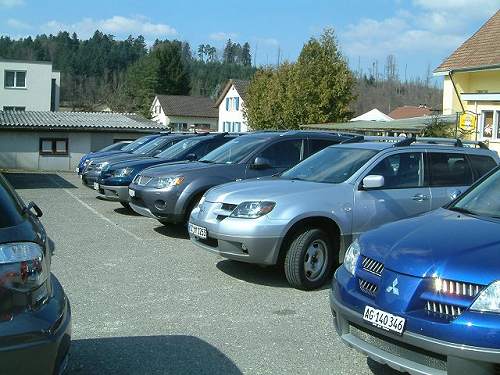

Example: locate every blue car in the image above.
[97,133,236,206]
[77,134,164,174]
[331,165,500,374]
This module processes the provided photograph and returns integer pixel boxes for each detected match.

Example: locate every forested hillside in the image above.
[0,32,255,115]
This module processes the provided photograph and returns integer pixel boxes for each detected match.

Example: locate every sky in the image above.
[0,0,498,82]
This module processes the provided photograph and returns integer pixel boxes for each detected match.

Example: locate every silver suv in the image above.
[189,137,499,290]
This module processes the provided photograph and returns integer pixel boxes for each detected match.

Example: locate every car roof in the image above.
[240,130,351,140]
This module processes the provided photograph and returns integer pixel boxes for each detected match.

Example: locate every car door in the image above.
[352,151,431,235]
[245,138,304,179]
[427,151,474,209]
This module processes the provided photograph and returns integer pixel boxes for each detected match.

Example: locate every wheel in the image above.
[183,195,203,226]
[120,202,131,209]
[284,228,334,290]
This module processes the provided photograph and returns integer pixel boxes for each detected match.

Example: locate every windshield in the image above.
[133,137,169,155]
[121,136,155,152]
[450,168,500,218]
[281,147,378,183]
[157,137,203,159]
[200,136,266,164]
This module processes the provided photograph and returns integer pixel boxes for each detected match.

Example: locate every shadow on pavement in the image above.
[153,224,189,240]
[216,259,291,288]
[3,172,77,189]
[67,335,242,375]
[367,358,404,375]
[114,207,141,216]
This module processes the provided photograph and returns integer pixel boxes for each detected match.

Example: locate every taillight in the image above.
[0,242,49,313]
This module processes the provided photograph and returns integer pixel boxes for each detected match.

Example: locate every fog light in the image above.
[154,200,167,210]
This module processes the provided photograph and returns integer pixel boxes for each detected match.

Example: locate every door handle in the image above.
[412,194,429,202]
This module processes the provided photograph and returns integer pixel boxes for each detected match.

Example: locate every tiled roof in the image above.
[214,79,250,107]
[388,106,434,120]
[0,111,163,131]
[435,10,500,72]
[155,95,218,118]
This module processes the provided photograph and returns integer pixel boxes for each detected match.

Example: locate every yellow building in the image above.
[434,10,500,152]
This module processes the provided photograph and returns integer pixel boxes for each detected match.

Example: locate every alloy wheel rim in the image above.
[303,239,328,282]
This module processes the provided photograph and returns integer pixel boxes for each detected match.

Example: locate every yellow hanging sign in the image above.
[459,113,477,132]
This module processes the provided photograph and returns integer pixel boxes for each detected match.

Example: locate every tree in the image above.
[223,39,235,64]
[155,40,191,95]
[423,114,455,138]
[245,28,356,129]
[242,42,251,66]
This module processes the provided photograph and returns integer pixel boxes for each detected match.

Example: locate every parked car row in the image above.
[79,132,499,294]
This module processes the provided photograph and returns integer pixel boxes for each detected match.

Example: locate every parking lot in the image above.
[6,171,397,375]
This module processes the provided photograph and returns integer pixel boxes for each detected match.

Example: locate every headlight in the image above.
[229,201,275,219]
[149,176,185,189]
[343,239,361,275]
[470,281,500,313]
[113,167,134,177]
[95,162,109,171]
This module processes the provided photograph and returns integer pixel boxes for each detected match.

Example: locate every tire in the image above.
[120,202,131,209]
[183,195,202,225]
[284,228,334,290]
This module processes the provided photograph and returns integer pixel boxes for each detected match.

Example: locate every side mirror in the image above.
[362,175,385,189]
[186,153,198,161]
[251,157,271,170]
[449,189,462,200]
[25,201,43,218]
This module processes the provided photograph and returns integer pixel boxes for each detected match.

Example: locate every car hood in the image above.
[108,156,158,170]
[86,150,127,160]
[141,161,239,177]
[360,208,500,285]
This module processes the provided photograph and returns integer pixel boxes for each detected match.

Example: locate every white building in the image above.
[151,95,218,132]
[350,108,393,122]
[0,59,60,111]
[215,79,249,132]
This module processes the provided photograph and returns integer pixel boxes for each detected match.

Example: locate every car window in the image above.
[281,147,378,183]
[428,153,473,187]
[134,137,174,155]
[200,136,267,164]
[468,155,498,181]
[121,136,154,152]
[0,174,25,228]
[257,139,303,168]
[308,139,337,157]
[369,152,422,188]
[156,137,202,159]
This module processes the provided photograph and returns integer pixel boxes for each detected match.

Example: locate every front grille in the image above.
[433,279,482,297]
[361,256,384,276]
[221,203,237,211]
[359,278,378,296]
[350,324,447,372]
[425,301,462,317]
[215,203,238,221]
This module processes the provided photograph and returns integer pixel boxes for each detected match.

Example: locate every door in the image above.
[245,139,304,179]
[352,151,431,235]
[427,152,474,208]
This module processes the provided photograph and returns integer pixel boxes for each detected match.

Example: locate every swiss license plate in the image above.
[363,306,405,335]
[129,189,135,197]
[93,182,99,190]
[189,223,207,239]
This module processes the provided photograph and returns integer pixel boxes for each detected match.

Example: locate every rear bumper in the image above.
[330,268,500,375]
[0,274,71,375]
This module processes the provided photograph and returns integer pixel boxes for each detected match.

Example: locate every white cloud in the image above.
[7,18,30,29]
[413,0,499,18]
[42,16,177,38]
[259,37,279,46]
[0,0,23,7]
[209,32,238,41]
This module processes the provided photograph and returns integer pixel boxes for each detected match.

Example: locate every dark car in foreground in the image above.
[331,166,500,374]
[97,133,237,206]
[128,131,352,225]
[77,133,163,174]
[0,173,71,374]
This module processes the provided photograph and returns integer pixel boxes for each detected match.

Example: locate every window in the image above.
[170,123,188,131]
[4,70,26,88]
[39,138,68,156]
[428,153,473,187]
[3,106,25,111]
[232,122,241,132]
[369,152,423,189]
[468,155,498,181]
[481,111,494,138]
[258,139,303,168]
[223,121,231,132]
[225,97,240,112]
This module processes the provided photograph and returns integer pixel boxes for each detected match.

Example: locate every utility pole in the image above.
[277,47,281,67]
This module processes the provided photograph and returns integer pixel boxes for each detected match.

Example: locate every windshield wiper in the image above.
[449,206,478,216]
[199,160,214,163]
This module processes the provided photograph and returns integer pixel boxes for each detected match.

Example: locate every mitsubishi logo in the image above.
[386,278,399,296]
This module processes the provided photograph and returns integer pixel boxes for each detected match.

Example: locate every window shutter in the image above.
[235,97,239,111]
[226,98,230,111]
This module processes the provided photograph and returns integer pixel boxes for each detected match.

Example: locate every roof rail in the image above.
[214,132,229,138]
[411,137,489,149]
[341,135,365,144]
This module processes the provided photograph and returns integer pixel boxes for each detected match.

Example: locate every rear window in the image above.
[428,153,473,187]
[0,174,25,228]
[468,155,498,181]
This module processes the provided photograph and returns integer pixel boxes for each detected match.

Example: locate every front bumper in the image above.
[81,171,100,189]
[189,209,286,265]
[330,268,500,375]
[0,274,71,375]
[101,184,130,202]
[128,184,184,224]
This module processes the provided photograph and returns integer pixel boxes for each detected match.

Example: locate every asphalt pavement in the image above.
[6,171,401,375]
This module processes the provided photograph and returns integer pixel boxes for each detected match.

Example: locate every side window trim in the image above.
[251,138,305,167]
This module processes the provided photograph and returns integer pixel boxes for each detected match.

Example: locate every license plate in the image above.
[363,306,405,335]
[189,223,207,239]
[129,189,135,197]
[93,182,99,190]
[75,167,79,172]
[80,174,83,179]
